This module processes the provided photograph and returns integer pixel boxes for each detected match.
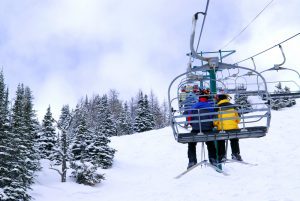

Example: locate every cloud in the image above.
[0,0,299,120]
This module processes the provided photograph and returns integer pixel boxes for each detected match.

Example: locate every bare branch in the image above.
[49,167,62,176]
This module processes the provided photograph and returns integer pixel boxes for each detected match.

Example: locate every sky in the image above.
[0,0,299,120]
[30,102,300,201]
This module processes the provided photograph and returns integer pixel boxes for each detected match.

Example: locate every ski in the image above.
[174,161,206,179]
[225,159,258,166]
[174,160,229,179]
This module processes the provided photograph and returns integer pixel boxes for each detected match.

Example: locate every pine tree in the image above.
[134,92,154,132]
[0,71,13,200]
[39,106,57,159]
[95,95,116,137]
[58,105,72,131]
[70,112,89,161]
[51,105,72,182]
[70,161,105,186]
[234,94,252,112]
[50,112,69,167]
[116,102,133,135]
[69,110,105,185]
[4,84,39,201]
[87,125,116,169]
[108,89,123,120]
[134,91,147,132]
[23,86,40,172]
[270,82,296,110]
[274,82,283,93]
[284,86,291,93]
[143,94,155,130]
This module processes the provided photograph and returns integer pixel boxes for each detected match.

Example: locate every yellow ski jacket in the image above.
[214,99,240,131]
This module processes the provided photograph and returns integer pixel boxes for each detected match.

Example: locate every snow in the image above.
[31,102,300,201]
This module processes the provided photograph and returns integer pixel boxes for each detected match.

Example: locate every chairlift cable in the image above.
[220,0,275,50]
[235,32,300,64]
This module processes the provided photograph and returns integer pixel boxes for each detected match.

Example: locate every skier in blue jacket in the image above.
[187,92,217,169]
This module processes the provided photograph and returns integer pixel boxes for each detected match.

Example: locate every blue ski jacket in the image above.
[188,101,215,131]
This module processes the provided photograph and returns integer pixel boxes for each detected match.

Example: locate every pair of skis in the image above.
[174,160,228,179]
[174,159,257,179]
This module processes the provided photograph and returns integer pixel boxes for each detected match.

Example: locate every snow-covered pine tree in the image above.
[134,91,147,132]
[270,82,296,110]
[0,71,13,200]
[143,94,155,130]
[70,110,105,185]
[4,84,39,201]
[284,86,291,93]
[82,95,96,130]
[283,86,296,107]
[23,86,40,172]
[234,94,252,112]
[95,95,116,137]
[116,102,133,135]
[87,125,116,169]
[51,131,63,166]
[50,105,72,182]
[274,82,283,93]
[58,105,72,129]
[108,89,123,121]
[88,95,101,130]
[54,105,73,182]
[134,92,154,132]
[50,107,69,167]
[273,83,284,109]
[70,111,89,161]
[39,105,57,159]
[70,161,104,186]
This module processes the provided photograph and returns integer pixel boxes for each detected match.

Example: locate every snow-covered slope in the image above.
[31,102,300,201]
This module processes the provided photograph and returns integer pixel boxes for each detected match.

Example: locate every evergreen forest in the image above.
[0,71,170,200]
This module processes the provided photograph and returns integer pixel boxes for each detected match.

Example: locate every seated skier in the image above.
[186,90,217,169]
[214,94,243,161]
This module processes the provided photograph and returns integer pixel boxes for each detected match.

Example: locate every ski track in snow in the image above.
[31,101,300,201]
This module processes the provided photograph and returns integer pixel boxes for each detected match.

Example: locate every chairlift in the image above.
[225,76,248,94]
[168,11,271,144]
[260,45,300,99]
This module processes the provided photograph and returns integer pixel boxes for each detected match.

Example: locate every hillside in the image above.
[31,101,300,201]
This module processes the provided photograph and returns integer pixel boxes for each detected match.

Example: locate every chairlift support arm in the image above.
[189,6,218,68]
[251,57,257,71]
[274,45,286,69]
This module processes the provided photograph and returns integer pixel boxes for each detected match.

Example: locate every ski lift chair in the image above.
[168,64,271,144]
[260,45,300,100]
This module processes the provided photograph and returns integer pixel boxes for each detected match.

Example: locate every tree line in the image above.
[0,71,170,200]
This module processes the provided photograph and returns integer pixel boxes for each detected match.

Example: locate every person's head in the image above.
[215,94,229,102]
[198,89,209,102]
[202,88,210,95]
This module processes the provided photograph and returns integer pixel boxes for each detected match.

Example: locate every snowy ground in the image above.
[31,102,300,201]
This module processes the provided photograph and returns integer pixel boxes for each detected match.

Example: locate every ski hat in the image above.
[215,94,230,101]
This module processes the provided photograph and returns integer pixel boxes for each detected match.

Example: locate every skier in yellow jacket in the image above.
[214,94,243,161]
